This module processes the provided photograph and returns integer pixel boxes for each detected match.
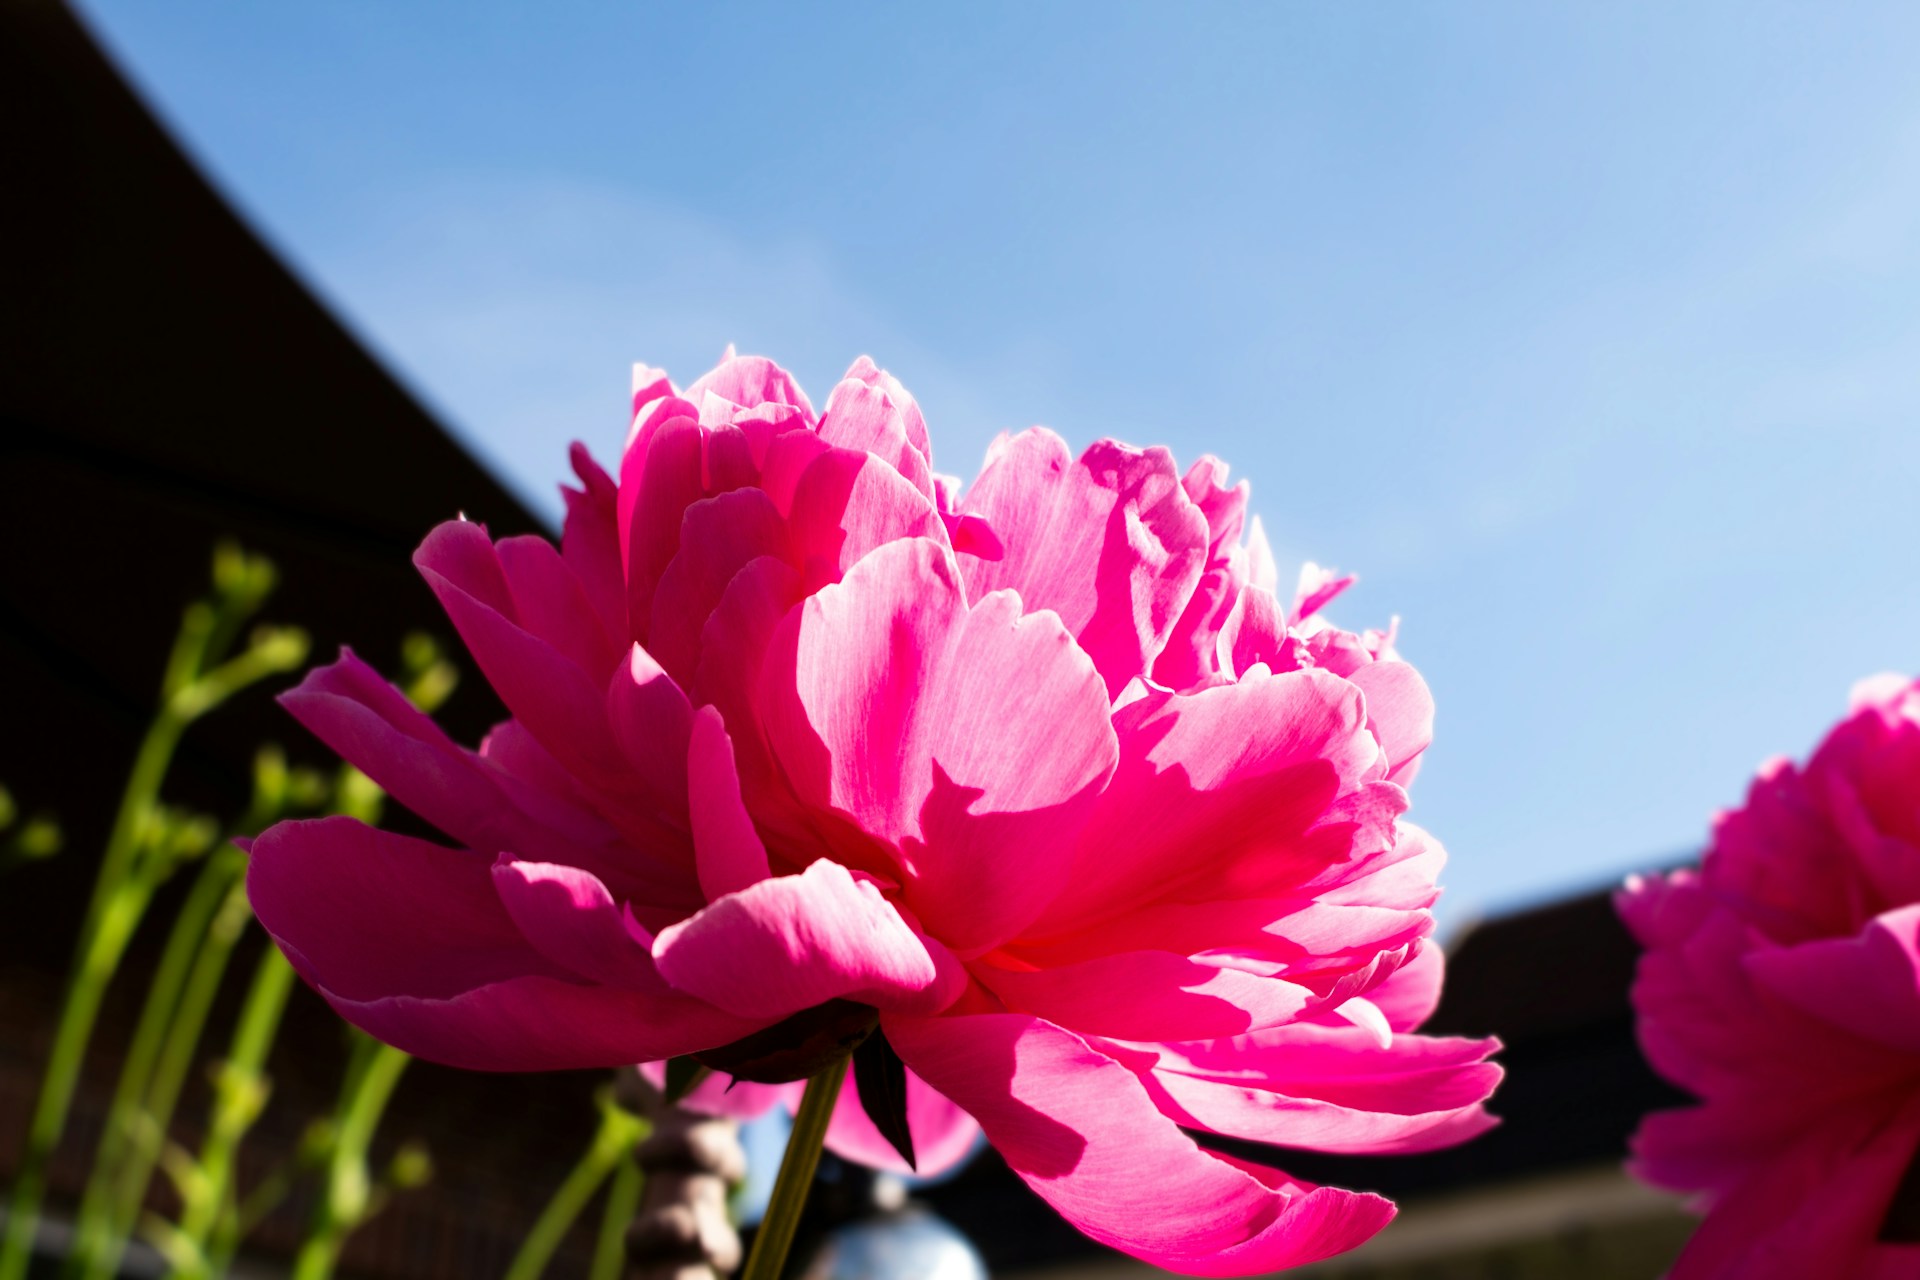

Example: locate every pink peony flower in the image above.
[1620,675,1920,1279]
[250,352,1499,1274]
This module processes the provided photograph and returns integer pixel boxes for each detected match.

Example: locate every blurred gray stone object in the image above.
[618,1067,746,1280]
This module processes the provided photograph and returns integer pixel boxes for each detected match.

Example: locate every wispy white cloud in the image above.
[307,173,1013,522]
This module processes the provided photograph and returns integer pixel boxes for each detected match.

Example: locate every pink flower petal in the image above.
[684,353,815,420]
[1744,903,1920,1055]
[490,857,662,990]
[561,442,629,650]
[1663,1092,1920,1280]
[248,817,568,1003]
[765,537,1117,955]
[974,950,1314,1041]
[784,445,945,590]
[1141,1023,1501,1156]
[687,706,773,901]
[652,859,964,1020]
[250,818,751,1070]
[818,368,937,501]
[957,430,1210,696]
[604,644,695,829]
[416,521,631,796]
[645,488,788,685]
[327,975,757,1072]
[495,533,622,680]
[1348,660,1434,784]
[618,417,706,646]
[886,1011,1396,1275]
[1029,668,1391,939]
[278,651,684,899]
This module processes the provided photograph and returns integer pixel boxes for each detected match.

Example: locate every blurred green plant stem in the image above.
[152,635,453,1280]
[64,745,327,1280]
[503,1087,649,1280]
[0,544,308,1280]
[287,1033,424,1280]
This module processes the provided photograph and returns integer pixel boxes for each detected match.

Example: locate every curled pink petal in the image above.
[957,430,1210,696]
[652,859,965,1020]
[687,706,773,901]
[887,1011,1396,1276]
[766,537,1117,955]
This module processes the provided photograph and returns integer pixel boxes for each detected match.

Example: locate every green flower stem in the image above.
[290,1037,412,1280]
[589,1156,645,1280]
[742,1057,849,1280]
[0,550,300,1280]
[65,847,243,1276]
[79,867,252,1280]
[0,871,158,1280]
[505,1093,649,1280]
[170,946,299,1279]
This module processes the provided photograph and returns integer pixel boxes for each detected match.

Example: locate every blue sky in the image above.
[78,1,1920,928]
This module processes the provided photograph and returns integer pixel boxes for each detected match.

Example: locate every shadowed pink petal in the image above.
[825,1063,981,1177]
[278,651,651,878]
[1664,1093,1920,1280]
[605,645,694,828]
[646,488,788,685]
[785,445,945,589]
[652,859,964,1019]
[1744,903,1920,1055]
[248,818,756,1071]
[562,443,628,648]
[417,521,631,795]
[1215,585,1299,679]
[958,430,1210,696]
[491,857,662,989]
[687,707,772,901]
[329,977,760,1072]
[618,418,705,645]
[975,951,1314,1041]
[765,537,1117,955]
[496,533,621,680]
[887,1011,1396,1276]
[248,817,568,1002]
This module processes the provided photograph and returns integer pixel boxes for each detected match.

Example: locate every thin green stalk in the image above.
[80,871,252,1280]
[1,869,161,1280]
[504,1094,648,1280]
[0,549,301,1280]
[741,1058,848,1280]
[290,1038,412,1280]
[588,1156,644,1280]
[65,849,242,1275]
[170,946,299,1279]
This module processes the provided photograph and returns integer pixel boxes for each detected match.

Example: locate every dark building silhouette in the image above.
[1,2,603,1275]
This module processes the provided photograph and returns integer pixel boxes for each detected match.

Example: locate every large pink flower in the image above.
[250,352,1499,1274]
[1620,675,1920,1279]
